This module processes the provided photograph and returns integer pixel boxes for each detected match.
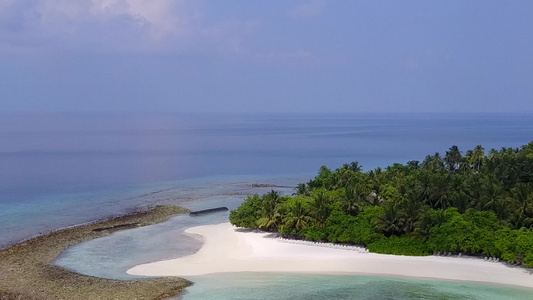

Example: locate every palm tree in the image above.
[311,191,333,227]
[338,169,357,189]
[374,202,406,236]
[329,172,341,190]
[510,183,533,223]
[293,183,309,196]
[282,201,312,234]
[506,211,532,229]
[313,165,333,189]
[421,155,433,170]
[348,161,362,172]
[342,185,368,215]
[406,160,420,170]
[256,202,280,230]
[416,171,433,205]
[431,173,454,210]
[444,145,462,171]
[266,189,282,202]
[422,152,444,171]
[470,145,485,171]
[366,191,383,206]
[461,172,484,209]
[451,180,469,213]
[433,152,444,170]
[368,167,383,194]
[400,189,424,233]
[493,195,513,221]
[434,189,453,210]
[480,182,506,215]
[487,148,499,162]
[257,190,283,231]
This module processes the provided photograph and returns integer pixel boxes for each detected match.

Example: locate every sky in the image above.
[1,0,532,114]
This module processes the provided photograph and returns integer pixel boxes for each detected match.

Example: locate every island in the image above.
[130,142,533,289]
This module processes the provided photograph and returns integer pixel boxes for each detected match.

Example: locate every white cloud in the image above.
[88,0,185,39]
[287,0,325,19]
[0,1,274,58]
[0,0,206,52]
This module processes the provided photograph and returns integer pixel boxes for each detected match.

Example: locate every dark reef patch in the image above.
[0,205,191,300]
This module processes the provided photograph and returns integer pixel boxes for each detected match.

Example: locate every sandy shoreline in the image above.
[128,222,533,289]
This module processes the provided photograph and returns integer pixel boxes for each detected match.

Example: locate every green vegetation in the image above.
[230,142,533,266]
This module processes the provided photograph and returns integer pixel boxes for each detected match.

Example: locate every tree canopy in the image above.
[230,142,533,266]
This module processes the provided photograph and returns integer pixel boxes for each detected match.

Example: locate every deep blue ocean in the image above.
[1,113,533,299]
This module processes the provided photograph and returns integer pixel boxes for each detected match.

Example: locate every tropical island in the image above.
[129,141,533,290]
[230,142,533,265]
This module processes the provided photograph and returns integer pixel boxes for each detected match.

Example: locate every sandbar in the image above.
[0,205,190,300]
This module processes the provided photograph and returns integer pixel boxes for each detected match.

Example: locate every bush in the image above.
[347,206,384,245]
[367,235,430,256]
[229,194,263,228]
[426,209,499,255]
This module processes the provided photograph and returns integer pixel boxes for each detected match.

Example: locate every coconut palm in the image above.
[510,183,533,223]
[470,145,485,171]
[444,145,462,171]
[256,203,280,230]
[398,188,424,233]
[461,172,484,209]
[375,202,406,236]
[256,190,283,231]
[406,160,420,170]
[480,182,505,212]
[348,161,362,172]
[311,191,333,227]
[368,167,383,194]
[431,173,454,210]
[422,152,445,171]
[337,169,357,189]
[342,185,368,215]
[416,171,433,205]
[293,183,309,196]
[282,201,312,234]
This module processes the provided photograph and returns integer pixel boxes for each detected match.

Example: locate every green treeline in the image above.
[230,142,533,266]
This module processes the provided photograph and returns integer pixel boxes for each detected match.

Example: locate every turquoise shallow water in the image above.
[179,273,533,300]
[52,182,297,279]
[55,201,533,299]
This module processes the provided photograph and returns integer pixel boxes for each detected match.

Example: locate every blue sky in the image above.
[1,1,532,113]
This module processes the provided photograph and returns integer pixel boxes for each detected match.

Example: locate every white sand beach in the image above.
[127,222,533,288]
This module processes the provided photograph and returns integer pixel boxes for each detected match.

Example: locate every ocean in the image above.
[1,112,533,299]
[180,273,533,300]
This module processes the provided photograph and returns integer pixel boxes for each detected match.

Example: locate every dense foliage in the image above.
[230,142,533,266]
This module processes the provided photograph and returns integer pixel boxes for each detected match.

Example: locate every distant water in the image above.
[3,113,533,298]
[2,112,533,247]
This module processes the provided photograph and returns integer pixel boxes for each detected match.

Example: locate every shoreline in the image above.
[0,205,191,300]
[128,222,533,290]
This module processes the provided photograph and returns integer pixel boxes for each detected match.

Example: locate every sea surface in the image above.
[180,273,533,300]
[2,112,533,299]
